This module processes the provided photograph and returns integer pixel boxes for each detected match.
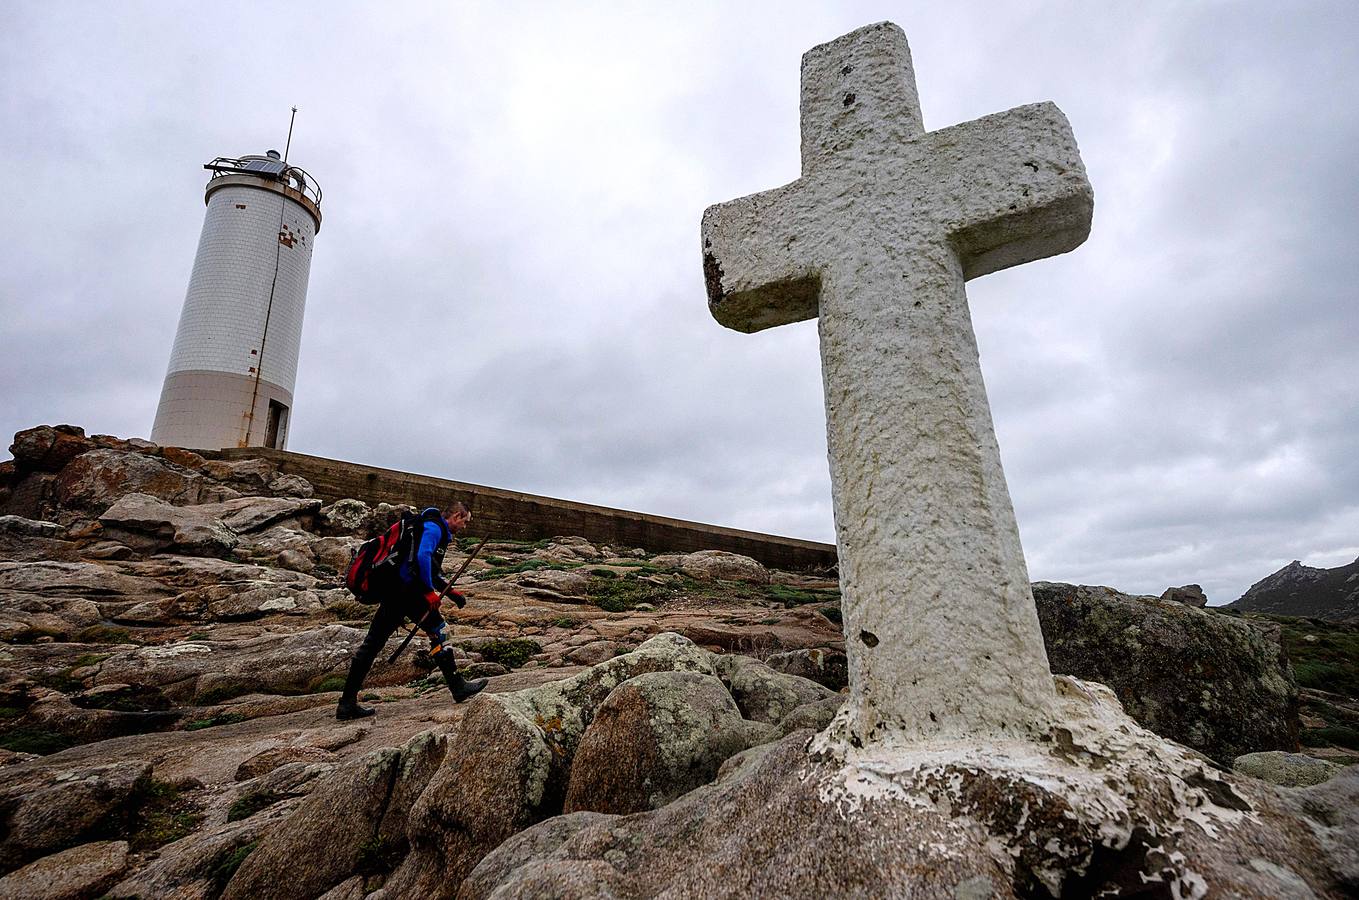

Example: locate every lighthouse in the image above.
[150,149,322,450]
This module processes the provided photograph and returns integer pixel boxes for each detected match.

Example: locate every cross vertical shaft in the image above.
[701,22,1093,745]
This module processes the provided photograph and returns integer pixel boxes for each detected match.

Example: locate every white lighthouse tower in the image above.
[151,150,322,450]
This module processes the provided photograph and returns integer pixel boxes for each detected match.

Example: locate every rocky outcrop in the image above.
[1233,750,1344,787]
[8,425,94,474]
[563,671,775,814]
[219,634,835,898]
[2,425,1347,897]
[1161,583,1208,607]
[1034,581,1298,765]
[98,493,320,557]
[653,550,770,584]
[223,732,446,900]
[0,839,129,900]
[463,679,1359,899]
[55,449,209,514]
[765,646,848,691]
[92,625,419,703]
[0,761,151,873]
[1228,558,1359,622]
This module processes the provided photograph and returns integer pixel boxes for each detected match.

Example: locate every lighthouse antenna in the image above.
[283,106,299,163]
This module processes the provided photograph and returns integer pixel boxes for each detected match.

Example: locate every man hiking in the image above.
[336,502,487,720]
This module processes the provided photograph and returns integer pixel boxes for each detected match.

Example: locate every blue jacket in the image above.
[399,509,450,594]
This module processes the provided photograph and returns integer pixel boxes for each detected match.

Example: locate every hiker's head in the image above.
[444,502,471,533]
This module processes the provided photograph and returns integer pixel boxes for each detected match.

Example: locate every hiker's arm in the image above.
[415,523,448,596]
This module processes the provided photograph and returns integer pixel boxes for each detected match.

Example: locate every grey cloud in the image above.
[4,1,1356,605]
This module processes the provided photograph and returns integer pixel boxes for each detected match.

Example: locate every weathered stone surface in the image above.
[0,761,151,873]
[531,537,602,563]
[564,671,774,815]
[55,449,203,513]
[509,567,592,600]
[1034,581,1298,765]
[675,550,769,584]
[714,653,836,725]
[378,634,722,895]
[0,839,129,900]
[563,639,622,666]
[9,425,94,473]
[1233,751,1344,788]
[0,560,169,598]
[0,593,102,642]
[268,474,314,498]
[0,516,65,539]
[777,693,845,735]
[317,498,373,536]
[99,494,322,557]
[106,817,272,900]
[93,625,417,702]
[235,745,338,781]
[202,457,277,489]
[467,678,1358,899]
[702,21,1091,745]
[765,646,848,691]
[223,734,446,900]
[99,493,238,555]
[1161,583,1209,607]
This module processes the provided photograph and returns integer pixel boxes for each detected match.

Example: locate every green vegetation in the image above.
[127,780,203,852]
[356,836,405,875]
[606,560,665,571]
[765,583,841,608]
[551,616,581,629]
[32,668,83,694]
[476,638,541,669]
[819,604,843,625]
[1302,725,1359,751]
[1259,616,1359,698]
[228,790,285,822]
[71,652,112,669]
[476,559,583,580]
[208,841,258,891]
[589,568,619,579]
[310,674,347,694]
[587,575,670,612]
[75,624,132,644]
[194,683,252,706]
[0,706,22,719]
[0,727,75,755]
[184,712,246,731]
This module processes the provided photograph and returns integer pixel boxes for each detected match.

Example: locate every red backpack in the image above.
[345,511,426,601]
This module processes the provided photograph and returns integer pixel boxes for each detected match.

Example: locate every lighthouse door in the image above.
[265,400,289,449]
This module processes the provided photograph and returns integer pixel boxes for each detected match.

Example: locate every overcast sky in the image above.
[3,1,1356,604]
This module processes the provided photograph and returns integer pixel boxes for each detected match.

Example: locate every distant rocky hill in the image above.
[1228,558,1359,622]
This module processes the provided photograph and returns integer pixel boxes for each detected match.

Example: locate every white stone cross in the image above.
[702,22,1093,745]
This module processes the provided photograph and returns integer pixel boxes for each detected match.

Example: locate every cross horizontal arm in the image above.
[701,180,824,333]
[916,101,1093,280]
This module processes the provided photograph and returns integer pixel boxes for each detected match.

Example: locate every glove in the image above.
[450,589,467,609]
[424,590,442,609]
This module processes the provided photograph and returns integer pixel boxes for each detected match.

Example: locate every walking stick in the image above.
[387,534,491,664]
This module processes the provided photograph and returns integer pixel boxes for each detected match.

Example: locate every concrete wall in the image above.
[220,447,839,572]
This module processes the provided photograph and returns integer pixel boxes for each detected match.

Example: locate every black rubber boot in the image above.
[335,696,375,720]
[434,650,486,703]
